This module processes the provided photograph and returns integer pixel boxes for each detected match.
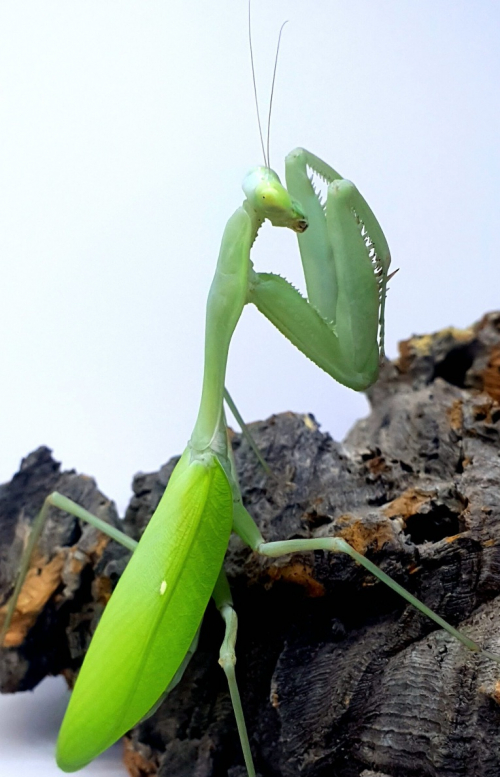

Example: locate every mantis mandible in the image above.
[1,20,499,777]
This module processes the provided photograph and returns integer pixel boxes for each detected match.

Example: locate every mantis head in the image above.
[243,166,308,233]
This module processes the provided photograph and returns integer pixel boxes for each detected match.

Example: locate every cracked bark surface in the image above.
[1,312,500,777]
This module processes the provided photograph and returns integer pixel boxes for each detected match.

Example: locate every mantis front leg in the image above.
[249,148,392,390]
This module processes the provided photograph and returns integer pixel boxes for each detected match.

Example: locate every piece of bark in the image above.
[1,312,500,777]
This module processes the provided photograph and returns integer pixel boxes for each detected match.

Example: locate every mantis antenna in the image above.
[248,0,267,166]
[248,0,288,169]
[265,20,288,170]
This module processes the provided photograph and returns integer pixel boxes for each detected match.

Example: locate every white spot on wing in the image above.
[160,580,167,595]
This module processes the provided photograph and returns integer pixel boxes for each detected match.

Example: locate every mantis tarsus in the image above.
[1,141,499,776]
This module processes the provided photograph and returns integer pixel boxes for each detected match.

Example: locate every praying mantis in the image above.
[1,9,499,777]
[2,144,500,775]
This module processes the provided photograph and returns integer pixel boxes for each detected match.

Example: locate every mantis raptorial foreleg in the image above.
[247,149,391,391]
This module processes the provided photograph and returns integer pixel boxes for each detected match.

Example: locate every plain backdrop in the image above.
[0,2,498,775]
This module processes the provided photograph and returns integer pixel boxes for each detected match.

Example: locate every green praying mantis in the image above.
[2,145,500,775]
[1,19,500,777]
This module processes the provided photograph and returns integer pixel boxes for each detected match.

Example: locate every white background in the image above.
[0,2,498,775]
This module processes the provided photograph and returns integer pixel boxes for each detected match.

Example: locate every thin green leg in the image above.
[0,491,137,646]
[257,536,500,663]
[213,570,256,777]
[224,388,274,479]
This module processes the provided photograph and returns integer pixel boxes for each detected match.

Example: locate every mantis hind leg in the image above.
[255,536,500,664]
[213,569,256,777]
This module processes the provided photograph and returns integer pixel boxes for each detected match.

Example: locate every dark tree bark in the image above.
[2,312,500,777]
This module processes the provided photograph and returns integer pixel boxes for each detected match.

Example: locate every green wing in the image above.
[56,450,232,772]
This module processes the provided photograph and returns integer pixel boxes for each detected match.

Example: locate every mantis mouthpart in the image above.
[2,148,497,777]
